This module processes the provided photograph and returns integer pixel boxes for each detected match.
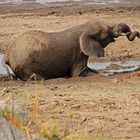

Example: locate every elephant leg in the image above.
[13,66,32,81]
[70,53,88,77]
[79,67,99,77]
[70,53,98,77]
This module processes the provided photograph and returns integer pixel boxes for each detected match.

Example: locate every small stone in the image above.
[88,128,95,133]
[113,78,119,84]
[136,71,140,77]
[0,118,27,140]
[71,104,80,109]
[63,104,67,107]
[58,110,63,114]
[64,98,72,102]
[124,118,129,120]
[58,94,63,97]
[67,85,71,88]
[80,117,87,125]
[1,88,10,97]
[0,118,47,140]
[50,86,58,91]
[49,11,55,15]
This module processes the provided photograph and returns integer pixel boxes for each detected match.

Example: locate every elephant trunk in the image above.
[126,31,140,41]
[112,23,140,41]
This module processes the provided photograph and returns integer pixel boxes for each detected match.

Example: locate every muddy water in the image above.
[88,60,140,76]
[0,54,6,74]
[0,0,140,5]
[0,53,140,76]
[0,54,13,74]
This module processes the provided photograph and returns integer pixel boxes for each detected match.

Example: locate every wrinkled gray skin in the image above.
[2,20,140,80]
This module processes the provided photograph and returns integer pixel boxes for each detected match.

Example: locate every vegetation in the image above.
[0,85,106,140]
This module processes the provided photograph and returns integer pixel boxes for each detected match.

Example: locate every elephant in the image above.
[2,20,140,81]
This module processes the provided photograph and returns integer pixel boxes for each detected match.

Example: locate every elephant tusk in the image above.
[119,32,131,36]
[119,33,127,36]
[120,33,126,36]
[125,32,131,36]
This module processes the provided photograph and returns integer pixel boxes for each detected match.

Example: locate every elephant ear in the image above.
[79,30,105,58]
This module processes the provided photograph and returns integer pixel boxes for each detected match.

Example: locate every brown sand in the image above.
[0,3,140,59]
[0,3,140,140]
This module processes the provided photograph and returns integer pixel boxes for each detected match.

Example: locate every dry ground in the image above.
[0,72,140,140]
[0,3,140,140]
[0,4,140,59]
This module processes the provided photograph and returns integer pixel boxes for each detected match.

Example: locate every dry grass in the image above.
[0,82,106,140]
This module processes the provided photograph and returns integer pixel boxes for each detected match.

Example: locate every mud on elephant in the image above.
[2,20,140,80]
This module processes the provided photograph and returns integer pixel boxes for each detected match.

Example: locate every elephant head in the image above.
[79,22,140,58]
[111,23,140,41]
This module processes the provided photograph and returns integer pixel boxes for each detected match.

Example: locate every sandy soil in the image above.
[1,72,140,140]
[0,3,140,140]
[0,3,140,59]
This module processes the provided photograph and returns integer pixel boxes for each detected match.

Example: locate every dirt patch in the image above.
[0,3,140,140]
[0,72,140,139]
[0,4,140,60]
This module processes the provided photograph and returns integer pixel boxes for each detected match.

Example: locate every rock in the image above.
[112,78,119,84]
[0,118,27,140]
[71,104,81,109]
[0,100,29,125]
[80,117,87,125]
[136,71,140,77]
[0,101,48,140]
[0,118,47,140]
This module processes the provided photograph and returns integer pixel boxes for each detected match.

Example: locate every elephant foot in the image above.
[79,67,99,77]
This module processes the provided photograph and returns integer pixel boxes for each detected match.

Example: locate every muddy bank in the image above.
[0,3,140,15]
[0,71,140,140]
[0,3,140,139]
[0,5,140,60]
